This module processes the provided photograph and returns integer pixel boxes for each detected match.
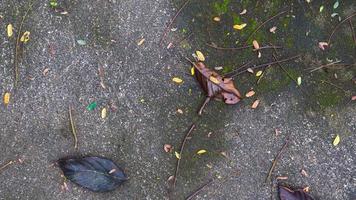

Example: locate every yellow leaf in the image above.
[175,151,181,159]
[333,135,340,146]
[256,70,263,77]
[209,76,220,84]
[233,23,247,30]
[191,67,195,76]
[195,50,205,61]
[172,77,183,84]
[7,24,13,37]
[197,149,207,155]
[101,107,107,119]
[3,92,10,105]
[213,16,221,22]
[20,31,30,43]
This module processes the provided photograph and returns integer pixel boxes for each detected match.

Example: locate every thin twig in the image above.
[266,137,290,182]
[206,43,252,50]
[172,124,196,189]
[198,97,211,116]
[252,46,283,51]
[349,19,356,46]
[14,2,34,87]
[68,106,78,150]
[309,61,341,73]
[0,160,15,172]
[224,61,253,78]
[159,0,191,45]
[244,10,288,44]
[185,179,214,200]
[327,12,356,45]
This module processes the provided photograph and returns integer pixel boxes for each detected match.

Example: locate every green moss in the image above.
[314,89,343,108]
[213,0,230,15]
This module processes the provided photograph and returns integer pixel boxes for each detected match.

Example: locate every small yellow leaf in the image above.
[256,70,263,77]
[3,92,10,105]
[191,67,195,76]
[172,77,183,84]
[175,151,181,159]
[101,107,107,119]
[20,31,30,43]
[333,135,340,146]
[233,23,247,30]
[209,76,220,84]
[196,50,205,61]
[197,149,207,155]
[7,24,13,37]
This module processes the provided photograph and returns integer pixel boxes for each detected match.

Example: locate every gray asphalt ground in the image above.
[0,1,355,200]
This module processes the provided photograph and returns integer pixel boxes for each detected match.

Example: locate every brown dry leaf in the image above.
[213,16,221,22]
[167,175,175,182]
[301,169,309,177]
[318,42,328,50]
[177,108,183,114]
[252,40,260,50]
[303,186,310,193]
[251,99,260,109]
[3,92,10,106]
[137,38,145,46]
[164,144,173,153]
[351,96,356,101]
[245,90,255,97]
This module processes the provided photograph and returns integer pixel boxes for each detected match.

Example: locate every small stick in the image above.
[266,137,290,182]
[252,46,283,51]
[172,124,196,189]
[224,61,253,78]
[0,160,15,172]
[68,106,78,150]
[309,60,341,73]
[159,0,191,45]
[185,179,214,200]
[328,12,356,45]
[14,2,34,87]
[206,43,252,50]
[244,10,288,44]
[349,19,356,46]
[198,97,211,116]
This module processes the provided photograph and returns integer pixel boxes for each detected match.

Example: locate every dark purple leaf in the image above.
[58,156,127,192]
[279,185,314,200]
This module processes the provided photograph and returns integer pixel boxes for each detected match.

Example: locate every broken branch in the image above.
[185,179,214,200]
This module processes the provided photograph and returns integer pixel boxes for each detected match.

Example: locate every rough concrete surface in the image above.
[0,0,355,200]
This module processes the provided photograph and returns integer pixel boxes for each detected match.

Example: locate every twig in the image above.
[0,160,15,172]
[309,61,341,73]
[230,55,301,78]
[206,43,252,50]
[244,10,288,44]
[198,97,211,116]
[172,124,196,189]
[327,12,356,45]
[14,2,34,87]
[224,61,253,78]
[68,106,78,150]
[349,19,356,46]
[266,137,290,182]
[253,46,283,51]
[159,0,191,45]
[185,179,214,200]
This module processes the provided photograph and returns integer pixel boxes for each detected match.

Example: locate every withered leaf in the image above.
[279,185,314,200]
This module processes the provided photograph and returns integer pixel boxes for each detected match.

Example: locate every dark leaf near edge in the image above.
[279,185,315,200]
[58,156,127,192]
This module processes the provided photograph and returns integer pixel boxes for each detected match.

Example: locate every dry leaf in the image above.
[318,42,328,50]
[245,90,255,97]
[256,70,263,77]
[239,9,247,15]
[3,92,10,105]
[43,68,50,76]
[220,151,228,158]
[191,67,195,76]
[164,144,173,153]
[197,150,207,155]
[167,42,173,49]
[108,169,116,174]
[213,16,221,22]
[276,176,288,180]
[233,23,247,30]
[252,40,260,50]
[257,51,262,58]
[209,76,220,84]
[174,151,181,159]
[101,107,107,119]
[269,26,277,33]
[333,135,340,146]
[351,96,356,101]
[297,77,302,86]
[7,24,13,37]
[177,109,183,114]
[172,77,183,84]
[303,186,310,193]
[247,68,254,73]
[20,31,30,43]
[251,99,260,109]
[137,38,145,46]
[196,51,205,61]
[301,169,309,177]
[167,175,175,182]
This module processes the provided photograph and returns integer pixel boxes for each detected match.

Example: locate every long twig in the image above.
[185,179,214,200]
[172,124,196,189]
[327,12,356,45]
[206,43,282,51]
[14,2,34,87]
[244,10,288,44]
[266,137,290,182]
[68,106,78,150]
[0,160,15,172]
[309,60,341,73]
[349,19,356,46]
[230,54,301,78]
[159,0,191,45]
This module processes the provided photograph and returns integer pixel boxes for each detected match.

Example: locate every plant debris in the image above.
[278,185,314,200]
[68,106,78,150]
[164,144,173,153]
[251,99,260,109]
[3,92,10,106]
[332,134,340,146]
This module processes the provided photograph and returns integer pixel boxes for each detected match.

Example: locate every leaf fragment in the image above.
[245,90,255,97]
[213,16,221,22]
[351,96,356,101]
[137,38,145,46]
[191,67,195,76]
[233,23,247,30]
[318,42,328,50]
[164,144,173,153]
[297,77,302,86]
[252,40,260,49]
[3,92,10,105]
[87,102,97,111]
[175,151,181,159]
[251,99,260,109]
[197,149,207,155]
[209,76,220,84]
[101,107,107,119]
[269,26,277,33]
[7,24,13,37]
[333,1,339,9]
[239,9,247,15]
[20,31,30,43]
[333,135,340,146]
[319,5,324,13]
[172,77,183,84]
[195,50,205,61]
[77,40,86,45]
[247,68,254,73]
[256,70,263,77]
